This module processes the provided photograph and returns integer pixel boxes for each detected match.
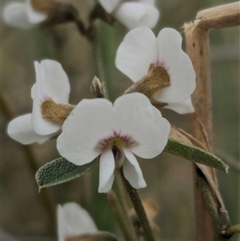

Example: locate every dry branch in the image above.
[183,1,240,238]
[195,2,240,29]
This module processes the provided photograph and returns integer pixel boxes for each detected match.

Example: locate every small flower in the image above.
[57,93,170,193]
[7,60,72,144]
[3,0,47,29]
[58,203,97,241]
[116,27,196,114]
[58,202,118,241]
[98,0,160,29]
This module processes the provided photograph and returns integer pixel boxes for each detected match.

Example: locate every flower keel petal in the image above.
[123,148,146,189]
[98,150,115,193]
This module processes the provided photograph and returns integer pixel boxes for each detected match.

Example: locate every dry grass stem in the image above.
[196,2,240,29]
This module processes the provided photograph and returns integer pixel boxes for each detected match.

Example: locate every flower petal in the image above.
[57,98,115,166]
[31,60,71,135]
[114,3,159,30]
[7,114,52,144]
[99,0,120,13]
[153,28,196,103]
[33,60,70,103]
[114,93,170,158]
[115,27,157,82]
[58,202,97,240]
[164,97,195,114]
[26,0,47,24]
[98,149,115,193]
[139,0,155,6]
[57,205,69,241]
[3,2,33,29]
[123,148,146,189]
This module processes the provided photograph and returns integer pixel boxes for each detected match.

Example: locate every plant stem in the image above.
[0,89,55,234]
[119,168,155,241]
[225,224,240,236]
[184,21,217,241]
[107,190,137,241]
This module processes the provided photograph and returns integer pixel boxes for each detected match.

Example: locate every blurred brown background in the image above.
[1,0,239,240]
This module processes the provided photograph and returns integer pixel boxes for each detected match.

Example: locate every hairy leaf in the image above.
[164,127,229,173]
[36,157,97,189]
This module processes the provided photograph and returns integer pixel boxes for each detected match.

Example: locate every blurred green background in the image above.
[1,0,239,240]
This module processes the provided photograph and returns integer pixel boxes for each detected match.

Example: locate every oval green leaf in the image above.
[164,138,229,173]
[35,157,98,189]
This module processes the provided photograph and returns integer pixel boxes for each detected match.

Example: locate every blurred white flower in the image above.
[99,0,159,29]
[116,27,196,114]
[3,0,47,29]
[7,60,71,144]
[57,93,170,193]
[58,203,98,241]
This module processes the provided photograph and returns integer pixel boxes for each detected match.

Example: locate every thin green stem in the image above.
[225,224,240,236]
[107,190,137,241]
[119,168,156,241]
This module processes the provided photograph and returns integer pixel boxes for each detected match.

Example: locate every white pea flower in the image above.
[3,0,47,29]
[58,203,97,241]
[57,93,170,193]
[99,0,159,29]
[7,60,71,145]
[116,27,196,114]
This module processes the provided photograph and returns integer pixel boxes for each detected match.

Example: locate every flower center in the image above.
[96,132,137,166]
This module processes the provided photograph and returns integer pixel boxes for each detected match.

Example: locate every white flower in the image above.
[57,203,98,241]
[57,93,170,193]
[116,27,196,114]
[7,60,71,144]
[99,0,159,29]
[3,0,47,29]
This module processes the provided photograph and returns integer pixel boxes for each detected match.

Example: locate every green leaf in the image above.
[164,138,229,173]
[35,157,98,189]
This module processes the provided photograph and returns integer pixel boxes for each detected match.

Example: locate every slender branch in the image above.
[0,89,55,233]
[119,168,155,241]
[196,2,240,29]
[184,22,216,241]
[107,190,137,241]
[224,224,240,236]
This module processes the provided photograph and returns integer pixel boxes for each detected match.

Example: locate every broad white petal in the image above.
[3,2,33,29]
[99,0,120,13]
[98,150,115,193]
[57,99,115,166]
[7,114,52,144]
[115,27,157,82]
[58,203,98,240]
[164,97,195,114]
[139,0,155,6]
[26,0,47,24]
[31,60,71,135]
[114,3,159,30]
[32,100,61,135]
[123,148,146,189]
[33,60,71,104]
[153,28,196,103]
[114,93,170,158]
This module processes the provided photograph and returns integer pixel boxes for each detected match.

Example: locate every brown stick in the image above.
[195,2,240,29]
[184,23,216,240]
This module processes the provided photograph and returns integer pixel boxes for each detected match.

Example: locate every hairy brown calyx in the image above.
[124,63,171,98]
[41,98,75,123]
